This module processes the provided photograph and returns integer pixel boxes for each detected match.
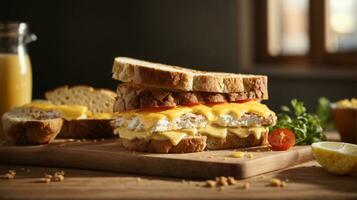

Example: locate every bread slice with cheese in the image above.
[120,132,268,153]
[45,85,116,114]
[121,136,207,153]
[2,107,63,145]
[1,85,117,145]
[112,57,268,94]
[111,101,275,153]
[43,85,117,139]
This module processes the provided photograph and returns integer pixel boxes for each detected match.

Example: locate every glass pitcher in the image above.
[0,22,37,139]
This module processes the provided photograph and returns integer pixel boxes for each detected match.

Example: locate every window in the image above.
[326,0,357,53]
[268,0,309,56]
[255,0,357,66]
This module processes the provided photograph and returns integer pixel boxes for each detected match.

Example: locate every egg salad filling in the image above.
[112,101,276,145]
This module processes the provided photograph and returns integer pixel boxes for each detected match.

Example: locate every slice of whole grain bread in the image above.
[45,85,116,114]
[114,83,268,112]
[120,136,207,153]
[45,85,116,139]
[112,57,268,94]
[119,130,268,153]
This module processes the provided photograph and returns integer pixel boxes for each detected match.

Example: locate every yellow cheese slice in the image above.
[228,127,267,140]
[158,131,187,145]
[211,101,274,118]
[24,101,89,120]
[90,112,113,119]
[116,127,189,146]
[191,104,215,121]
[249,127,268,140]
[114,128,151,140]
[138,102,273,129]
[180,128,198,136]
[158,107,192,120]
[140,113,167,130]
[199,126,228,138]
[116,126,267,146]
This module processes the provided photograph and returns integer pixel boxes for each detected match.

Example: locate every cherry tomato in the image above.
[268,128,296,151]
[138,106,175,112]
[233,99,255,103]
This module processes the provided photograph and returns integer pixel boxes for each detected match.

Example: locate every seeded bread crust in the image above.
[59,119,115,139]
[121,136,207,153]
[113,83,268,112]
[2,108,63,145]
[112,57,268,94]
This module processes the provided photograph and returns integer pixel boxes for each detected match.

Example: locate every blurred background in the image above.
[1,0,356,111]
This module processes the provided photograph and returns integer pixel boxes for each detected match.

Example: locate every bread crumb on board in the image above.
[247,153,254,159]
[269,178,286,187]
[0,170,16,179]
[239,182,250,189]
[42,171,65,183]
[204,176,239,188]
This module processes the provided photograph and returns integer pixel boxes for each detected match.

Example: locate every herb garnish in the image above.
[271,99,326,145]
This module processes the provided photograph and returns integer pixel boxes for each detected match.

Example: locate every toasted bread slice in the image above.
[2,107,63,145]
[119,131,268,153]
[205,131,268,150]
[112,57,268,94]
[114,83,268,112]
[121,136,207,153]
[45,85,116,114]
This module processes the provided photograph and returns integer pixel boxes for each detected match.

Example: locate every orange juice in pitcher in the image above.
[0,22,36,140]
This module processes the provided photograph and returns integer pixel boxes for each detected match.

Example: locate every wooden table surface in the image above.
[1,133,356,200]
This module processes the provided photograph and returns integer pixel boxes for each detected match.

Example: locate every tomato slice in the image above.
[181,102,202,107]
[233,99,255,103]
[138,106,175,112]
[205,102,226,106]
[268,128,296,151]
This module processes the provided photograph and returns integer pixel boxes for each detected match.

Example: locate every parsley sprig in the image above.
[271,99,326,145]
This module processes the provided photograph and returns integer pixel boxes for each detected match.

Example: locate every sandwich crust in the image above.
[112,57,268,94]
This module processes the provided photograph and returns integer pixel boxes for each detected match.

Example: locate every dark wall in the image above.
[1,0,239,98]
[267,77,357,112]
[2,0,356,111]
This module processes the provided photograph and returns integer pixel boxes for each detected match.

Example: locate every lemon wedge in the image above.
[311,142,357,175]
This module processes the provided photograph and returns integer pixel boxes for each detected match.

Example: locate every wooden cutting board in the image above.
[0,139,313,179]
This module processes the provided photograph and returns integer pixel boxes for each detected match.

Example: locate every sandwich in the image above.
[2,86,116,145]
[111,57,276,153]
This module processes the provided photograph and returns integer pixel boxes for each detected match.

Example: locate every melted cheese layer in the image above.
[117,101,275,130]
[115,126,268,146]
